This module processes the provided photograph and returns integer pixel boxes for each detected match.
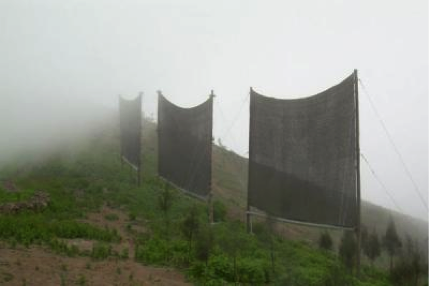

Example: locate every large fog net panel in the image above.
[248,73,357,228]
[158,94,213,200]
[119,95,142,170]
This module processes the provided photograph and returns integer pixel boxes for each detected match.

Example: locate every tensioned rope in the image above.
[358,79,428,211]
[360,153,404,214]
[219,93,250,141]
[214,96,249,190]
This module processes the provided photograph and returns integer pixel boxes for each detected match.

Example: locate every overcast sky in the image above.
[0,0,427,220]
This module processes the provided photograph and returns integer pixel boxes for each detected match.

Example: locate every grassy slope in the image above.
[0,117,422,285]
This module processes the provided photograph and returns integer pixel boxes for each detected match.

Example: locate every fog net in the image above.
[248,73,357,228]
[158,94,213,200]
[119,95,142,170]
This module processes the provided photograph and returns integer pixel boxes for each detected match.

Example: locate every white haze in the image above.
[0,0,427,221]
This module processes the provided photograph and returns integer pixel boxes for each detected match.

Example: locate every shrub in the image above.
[128,212,136,221]
[76,274,87,285]
[46,239,79,257]
[318,231,333,251]
[135,237,189,267]
[104,213,119,221]
[363,229,381,266]
[339,230,357,272]
[195,225,214,265]
[120,247,129,259]
[135,238,169,265]
[181,205,200,261]
[213,200,227,222]
[383,218,402,271]
[236,258,268,285]
[91,242,112,260]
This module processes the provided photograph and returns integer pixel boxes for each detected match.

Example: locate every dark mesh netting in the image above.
[158,94,213,199]
[119,95,142,170]
[248,73,357,227]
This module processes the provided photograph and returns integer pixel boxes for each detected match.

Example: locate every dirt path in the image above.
[0,205,189,285]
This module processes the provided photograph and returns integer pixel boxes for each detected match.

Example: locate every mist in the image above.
[0,0,427,221]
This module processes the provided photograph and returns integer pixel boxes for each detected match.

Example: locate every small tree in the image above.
[158,182,174,238]
[391,236,426,285]
[213,200,227,222]
[339,230,357,272]
[253,217,276,275]
[194,224,214,284]
[195,224,214,266]
[181,205,200,260]
[363,229,381,266]
[360,225,368,251]
[319,231,333,251]
[265,215,276,273]
[219,222,249,284]
[405,235,423,285]
[383,218,402,272]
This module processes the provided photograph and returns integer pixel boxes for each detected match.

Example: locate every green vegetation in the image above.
[120,247,129,259]
[0,214,119,248]
[388,235,427,285]
[181,204,201,261]
[0,271,14,284]
[90,242,112,260]
[212,200,227,222]
[104,213,119,221]
[60,273,67,286]
[318,231,333,251]
[0,187,34,203]
[158,182,175,238]
[363,229,381,266]
[128,211,136,221]
[383,218,402,271]
[76,274,87,285]
[339,230,358,273]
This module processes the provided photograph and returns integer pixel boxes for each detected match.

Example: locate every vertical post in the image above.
[208,90,215,224]
[119,95,124,168]
[157,90,163,181]
[137,92,143,187]
[137,167,141,186]
[208,193,214,224]
[354,69,361,277]
[247,88,253,233]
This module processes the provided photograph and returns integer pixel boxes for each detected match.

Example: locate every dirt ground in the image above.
[0,247,188,285]
[0,205,189,286]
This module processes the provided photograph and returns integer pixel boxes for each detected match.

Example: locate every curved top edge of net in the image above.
[119,94,142,102]
[159,94,212,110]
[251,72,355,102]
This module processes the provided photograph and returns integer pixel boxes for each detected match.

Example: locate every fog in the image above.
[0,0,427,220]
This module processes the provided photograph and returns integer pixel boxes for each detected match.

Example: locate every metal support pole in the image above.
[354,69,362,277]
[208,193,214,224]
[138,92,143,187]
[247,88,253,233]
[137,167,141,186]
[157,90,163,181]
[209,90,215,224]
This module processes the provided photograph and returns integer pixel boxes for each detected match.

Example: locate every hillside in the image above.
[0,117,426,285]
